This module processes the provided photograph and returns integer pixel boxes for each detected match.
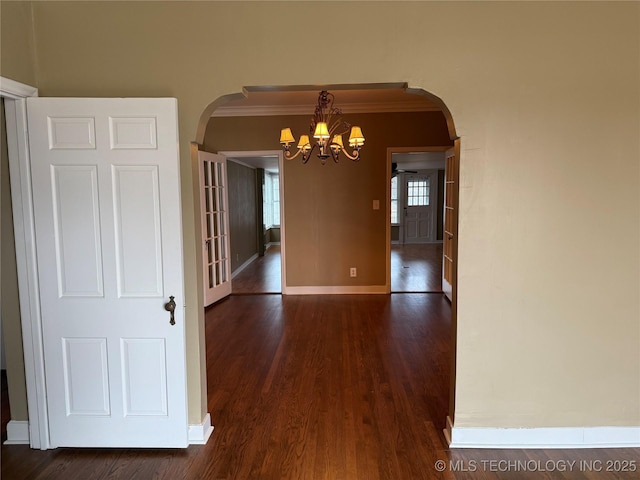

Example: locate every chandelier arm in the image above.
[283,141,315,161]
[301,143,316,164]
[340,149,362,162]
[283,148,304,161]
[329,122,350,138]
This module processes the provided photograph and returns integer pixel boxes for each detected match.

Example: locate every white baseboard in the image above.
[4,417,214,446]
[447,417,640,449]
[231,253,258,279]
[4,420,30,445]
[188,413,214,445]
[284,285,388,295]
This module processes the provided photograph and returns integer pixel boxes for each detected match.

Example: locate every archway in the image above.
[194,82,460,439]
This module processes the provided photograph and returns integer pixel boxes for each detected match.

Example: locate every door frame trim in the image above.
[219,150,287,294]
[385,146,451,292]
[1,76,50,449]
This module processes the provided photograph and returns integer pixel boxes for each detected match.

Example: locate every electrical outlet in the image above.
[350,267,357,277]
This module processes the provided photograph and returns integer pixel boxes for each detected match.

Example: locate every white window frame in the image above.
[390,175,399,225]
[271,173,280,227]
[264,171,280,228]
[263,173,273,228]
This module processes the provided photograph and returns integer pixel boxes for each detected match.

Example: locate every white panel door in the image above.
[198,151,232,306]
[27,98,187,448]
[403,172,437,244]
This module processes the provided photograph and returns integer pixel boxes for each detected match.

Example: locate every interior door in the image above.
[27,98,187,448]
[403,171,437,243]
[198,151,232,306]
[443,146,459,302]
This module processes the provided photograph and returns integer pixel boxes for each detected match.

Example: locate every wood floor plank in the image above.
[232,245,282,294]
[391,243,444,292]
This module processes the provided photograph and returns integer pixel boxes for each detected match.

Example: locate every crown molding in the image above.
[211,102,440,118]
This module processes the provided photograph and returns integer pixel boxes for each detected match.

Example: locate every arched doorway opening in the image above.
[194,82,460,438]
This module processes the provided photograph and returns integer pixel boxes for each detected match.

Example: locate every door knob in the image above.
[164,296,176,325]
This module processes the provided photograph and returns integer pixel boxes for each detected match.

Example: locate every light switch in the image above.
[373,199,380,210]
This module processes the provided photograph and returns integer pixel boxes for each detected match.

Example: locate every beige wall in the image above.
[206,112,451,286]
[0,1,638,431]
[0,1,37,87]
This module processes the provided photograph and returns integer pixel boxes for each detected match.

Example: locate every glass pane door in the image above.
[199,151,231,305]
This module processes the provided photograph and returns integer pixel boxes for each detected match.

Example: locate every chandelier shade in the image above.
[279,90,365,164]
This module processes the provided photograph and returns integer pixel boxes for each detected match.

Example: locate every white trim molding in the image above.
[212,101,440,118]
[1,77,48,449]
[4,420,30,445]
[188,413,214,445]
[447,420,640,449]
[0,77,38,99]
[285,285,388,295]
[219,150,287,295]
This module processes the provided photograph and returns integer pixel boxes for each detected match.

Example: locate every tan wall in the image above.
[0,1,37,86]
[206,112,451,286]
[0,1,638,430]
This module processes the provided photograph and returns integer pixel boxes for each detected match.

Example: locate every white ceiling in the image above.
[392,151,445,170]
[213,85,441,117]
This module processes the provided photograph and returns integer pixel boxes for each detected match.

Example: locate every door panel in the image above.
[27,97,187,448]
[199,151,232,306]
[62,337,110,415]
[403,172,437,244]
[51,165,104,296]
[112,165,163,296]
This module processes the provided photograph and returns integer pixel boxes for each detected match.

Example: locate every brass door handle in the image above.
[164,296,176,325]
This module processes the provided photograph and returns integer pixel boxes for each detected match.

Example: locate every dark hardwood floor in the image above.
[2,294,639,479]
[232,245,281,294]
[391,243,443,293]
[204,294,452,479]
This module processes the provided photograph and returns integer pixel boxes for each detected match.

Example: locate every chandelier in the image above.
[279,90,365,164]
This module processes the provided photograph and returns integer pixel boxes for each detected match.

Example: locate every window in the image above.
[263,172,280,228]
[406,178,430,206]
[391,176,398,224]
[272,175,280,225]
[263,174,273,227]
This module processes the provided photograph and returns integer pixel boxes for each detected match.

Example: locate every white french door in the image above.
[403,171,437,244]
[198,151,232,306]
[443,147,458,302]
[27,98,187,447]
